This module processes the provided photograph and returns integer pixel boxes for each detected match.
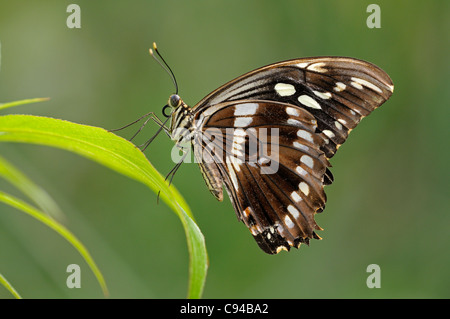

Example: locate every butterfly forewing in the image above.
[194,57,394,158]
[170,56,393,254]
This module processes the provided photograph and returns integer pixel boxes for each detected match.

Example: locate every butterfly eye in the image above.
[169,94,181,108]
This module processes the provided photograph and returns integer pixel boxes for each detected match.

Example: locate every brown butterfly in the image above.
[145,43,393,254]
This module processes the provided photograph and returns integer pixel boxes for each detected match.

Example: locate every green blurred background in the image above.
[0,0,448,298]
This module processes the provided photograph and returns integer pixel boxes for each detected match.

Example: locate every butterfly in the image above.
[144,43,394,254]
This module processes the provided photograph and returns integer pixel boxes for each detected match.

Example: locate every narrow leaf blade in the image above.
[0,191,108,297]
[0,272,22,299]
[0,98,50,111]
[0,154,63,219]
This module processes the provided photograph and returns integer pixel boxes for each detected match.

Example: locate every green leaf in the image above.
[0,114,208,298]
[0,272,22,299]
[177,204,209,299]
[0,154,63,220]
[0,98,50,111]
[0,190,108,297]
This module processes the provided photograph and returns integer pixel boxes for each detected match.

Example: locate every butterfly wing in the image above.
[190,57,393,254]
[193,57,394,159]
[193,100,331,254]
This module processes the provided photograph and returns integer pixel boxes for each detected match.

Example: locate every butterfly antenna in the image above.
[149,42,179,94]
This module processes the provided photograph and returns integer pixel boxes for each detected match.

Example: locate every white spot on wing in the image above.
[297,130,314,143]
[313,90,332,100]
[286,107,300,117]
[234,117,253,127]
[334,82,346,92]
[274,83,296,96]
[296,62,309,68]
[290,187,302,202]
[351,81,363,90]
[300,155,314,169]
[323,130,335,138]
[307,62,327,73]
[234,103,259,116]
[298,95,321,109]
[351,77,383,93]
[334,121,342,130]
[293,142,309,152]
[296,166,307,176]
[284,215,295,228]
[287,119,302,126]
[288,205,300,219]
[299,182,309,196]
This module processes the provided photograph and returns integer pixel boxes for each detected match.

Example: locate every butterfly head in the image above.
[169,94,182,109]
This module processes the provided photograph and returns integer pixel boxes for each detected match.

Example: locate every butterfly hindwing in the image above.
[193,100,330,254]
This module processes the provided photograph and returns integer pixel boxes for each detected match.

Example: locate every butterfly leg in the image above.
[110,111,171,147]
[139,114,172,151]
[156,147,189,203]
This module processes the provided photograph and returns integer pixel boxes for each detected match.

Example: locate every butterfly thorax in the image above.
[168,94,195,145]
